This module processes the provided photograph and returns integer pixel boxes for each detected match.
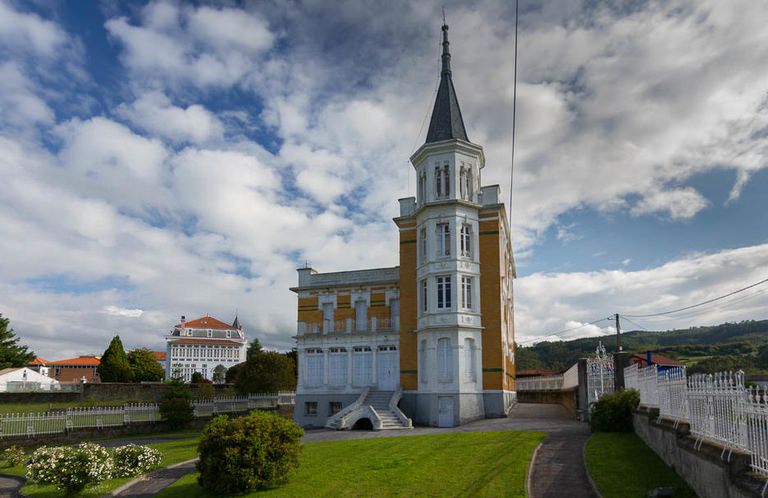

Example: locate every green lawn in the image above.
[157,430,545,498]
[585,433,696,498]
[1,434,201,498]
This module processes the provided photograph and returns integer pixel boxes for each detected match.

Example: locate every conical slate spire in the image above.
[232,314,241,329]
[425,23,469,144]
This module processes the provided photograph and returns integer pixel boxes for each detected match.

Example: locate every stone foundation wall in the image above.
[633,406,766,498]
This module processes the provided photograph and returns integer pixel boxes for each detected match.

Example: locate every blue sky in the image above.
[0,0,767,358]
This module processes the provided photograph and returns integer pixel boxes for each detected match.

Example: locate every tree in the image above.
[246,339,263,362]
[127,348,165,382]
[159,378,194,429]
[99,335,133,382]
[212,364,227,384]
[191,371,204,384]
[756,344,768,369]
[235,350,296,395]
[225,362,246,384]
[0,315,34,369]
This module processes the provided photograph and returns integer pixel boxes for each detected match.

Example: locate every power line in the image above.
[620,315,648,331]
[621,276,768,318]
[519,316,611,345]
[507,0,519,222]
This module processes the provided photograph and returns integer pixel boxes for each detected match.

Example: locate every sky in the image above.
[1,0,767,359]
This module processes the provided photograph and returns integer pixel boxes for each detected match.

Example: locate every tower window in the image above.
[460,224,472,258]
[460,166,473,201]
[419,227,427,264]
[437,275,452,310]
[464,338,475,380]
[437,338,453,382]
[420,340,428,383]
[435,162,450,198]
[461,276,473,310]
[421,279,428,314]
[418,171,427,204]
[436,223,450,257]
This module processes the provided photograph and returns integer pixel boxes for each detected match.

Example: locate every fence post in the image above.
[614,351,631,391]
[577,358,589,421]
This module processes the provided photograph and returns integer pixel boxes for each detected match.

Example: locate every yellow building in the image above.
[292,23,516,429]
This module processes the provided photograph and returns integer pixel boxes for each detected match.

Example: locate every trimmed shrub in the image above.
[197,411,304,495]
[590,389,640,432]
[27,442,114,493]
[1,445,25,467]
[112,444,163,477]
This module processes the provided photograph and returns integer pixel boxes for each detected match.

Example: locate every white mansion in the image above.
[291,23,517,430]
[164,315,248,382]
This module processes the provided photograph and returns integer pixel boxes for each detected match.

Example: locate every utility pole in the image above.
[615,313,622,352]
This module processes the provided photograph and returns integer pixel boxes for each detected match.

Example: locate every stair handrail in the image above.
[325,387,370,429]
[368,405,383,430]
[388,389,413,428]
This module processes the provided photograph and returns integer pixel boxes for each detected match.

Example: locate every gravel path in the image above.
[0,473,25,498]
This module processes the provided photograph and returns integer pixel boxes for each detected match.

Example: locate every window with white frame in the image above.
[322,303,334,334]
[355,300,367,331]
[305,349,324,387]
[421,279,428,314]
[459,166,473,201]
[420,340,428,383]
[464,338,475,380]
[328,348,347,386]
[418,171,427,204]
[436,223,450,257]
[442,163,450,197]
[352,346,372,386]
[434,164,442,198]
[461,276,473,310]
[460,224,472,258]
[419,227,427,264]
[437,275,452,310]
[437,338,453,382]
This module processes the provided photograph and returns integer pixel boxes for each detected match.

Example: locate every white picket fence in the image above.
[0,392,295,439]
[626,364,768,477]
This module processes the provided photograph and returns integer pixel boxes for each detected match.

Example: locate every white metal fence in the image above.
[626,364,768,477]
[0,392,295,439]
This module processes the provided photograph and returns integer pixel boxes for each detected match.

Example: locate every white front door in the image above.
[377,349,398,390]
[438,396,454,427]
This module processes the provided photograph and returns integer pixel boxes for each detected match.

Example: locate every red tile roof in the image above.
[177,316,238,330]
[151,351,167,361]
[28,357,49,366]
[48,356,101,366]
[170,339,243,345]
[516,369,559,377]
[631,353,683,367]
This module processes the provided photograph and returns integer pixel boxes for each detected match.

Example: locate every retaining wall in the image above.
[633,406,767,498]
[517,388,578,416]
[0,383,235,405]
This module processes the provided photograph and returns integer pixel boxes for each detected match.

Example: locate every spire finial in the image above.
[441,19,451,76]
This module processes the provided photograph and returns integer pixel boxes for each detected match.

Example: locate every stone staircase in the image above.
[366,390,412,430]
[325,388,412,430]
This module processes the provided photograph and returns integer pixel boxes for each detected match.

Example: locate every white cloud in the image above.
[117,91,223,143]
[103,306,144,318]
[105,1,274,88]
[630,187,709,220]
[0,1,69,57]
[0,61,54,127]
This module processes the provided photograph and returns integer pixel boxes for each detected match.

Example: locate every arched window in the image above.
[464,338,475,381]
[437,338,453,382]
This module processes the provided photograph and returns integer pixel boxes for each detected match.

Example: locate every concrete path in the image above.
[0,473,25,498]
[112,459,197,497]
[112,403,598,497]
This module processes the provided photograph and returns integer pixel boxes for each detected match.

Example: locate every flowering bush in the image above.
[1,445,25,467]
[112,444,162,477]
[27,442,114,493]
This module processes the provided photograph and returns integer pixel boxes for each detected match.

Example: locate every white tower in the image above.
[410,23,486,426]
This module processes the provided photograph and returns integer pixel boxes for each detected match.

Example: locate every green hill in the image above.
[516,319,768,373]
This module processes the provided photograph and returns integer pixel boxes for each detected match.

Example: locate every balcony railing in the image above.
[297,317,399,336]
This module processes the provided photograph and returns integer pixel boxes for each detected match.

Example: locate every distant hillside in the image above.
[517,319,768,372]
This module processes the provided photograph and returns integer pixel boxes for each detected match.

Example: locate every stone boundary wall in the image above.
[633,406,766,498]
[516,388,578,417]
[0,383,235,405]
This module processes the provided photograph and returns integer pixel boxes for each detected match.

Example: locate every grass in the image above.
[156,430,545,498]
[585,432,696,498]
[0,434,201,498]
[0,399,142,414]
